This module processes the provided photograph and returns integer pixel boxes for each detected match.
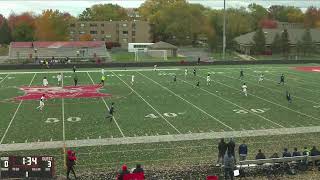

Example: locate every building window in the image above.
[90,31,97,34]
[105,34,112,38]
[79,31,85,34]
[70,31,74,34]
[133,45,148,48]
[90,23,97,27]
[80,23,85,27]
[123,38,127,43]
[122,23,127,27]
[101,23,104,27]
[101,31,105,34]
[132,31,136,36]
[132,23,136,29]
[132,38,135,43]
[70,24,75,27]
[101,38,105,41]
[122,31,128,35]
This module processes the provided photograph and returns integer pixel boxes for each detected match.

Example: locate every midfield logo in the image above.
[15,85,111,100]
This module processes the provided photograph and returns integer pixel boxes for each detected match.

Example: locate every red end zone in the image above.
[15,85,111,100]
[294,66,320,72]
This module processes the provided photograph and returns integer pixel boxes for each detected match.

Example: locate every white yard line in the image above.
[62,73,65,141]
[112,71,182,134]
[179,76,284,128]
[137,72,234,131]
[1,125,320,151]
[216,74,320,122]
[0,74,9,84]
[0,73,36,144]
[243,73,320,105]
[86,72,125,137]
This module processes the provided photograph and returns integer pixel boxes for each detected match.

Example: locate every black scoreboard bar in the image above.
[0,156,55,179]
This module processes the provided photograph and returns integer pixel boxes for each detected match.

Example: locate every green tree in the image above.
[248,3,268,28]
[268,5,303,22]
[12,22,34,41]
[280,29,290,57]
[301,29,314,55]
[271,33,281,54]
[79,4,128,21]
[252,28,266,54]
[0,20,12,44]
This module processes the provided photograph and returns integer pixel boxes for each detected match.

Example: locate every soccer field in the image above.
[1,64,320,175]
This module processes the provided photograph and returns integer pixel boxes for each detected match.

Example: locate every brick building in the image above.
[69,20,151,47]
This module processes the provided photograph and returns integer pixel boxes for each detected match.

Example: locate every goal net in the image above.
[134,50,168,62]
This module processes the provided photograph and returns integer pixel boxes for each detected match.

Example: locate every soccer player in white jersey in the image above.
[258,73,264,83]
[206,74,211,86]
[36,94,45,111]
[184,68,188,78]
[101,68,105,75]
[43,77,48,87]
[154,64,157,71]
[131,75,135,85]
[57,73,62,86]
[242,83,248,96]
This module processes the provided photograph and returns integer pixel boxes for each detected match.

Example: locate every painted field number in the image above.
[45,117,81,123]
[233,108,269,114]
[145,112,181,119]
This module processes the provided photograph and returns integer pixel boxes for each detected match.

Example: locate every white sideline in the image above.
[112,71,182,134]
[0,68,180,75]
[137,71,234,130]
[86,72,125,137]
[0,73,37,144]
[1,126,320,152]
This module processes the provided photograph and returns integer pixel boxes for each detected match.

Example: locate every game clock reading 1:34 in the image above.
[0,156,55,179]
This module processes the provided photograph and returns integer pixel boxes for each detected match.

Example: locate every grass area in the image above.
[0,46,8,56]
[211,51,242,61]
[253,54,320,60]
[1,64,320,177]
[110,51,187,62]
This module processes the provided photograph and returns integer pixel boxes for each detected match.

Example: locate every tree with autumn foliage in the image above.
[79,34,93,41]
[35,9,72,41]
[79,4,128,21]
[8,12,35,41]
[304,7,320,28]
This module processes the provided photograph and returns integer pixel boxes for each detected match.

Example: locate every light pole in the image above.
[223,0,226,60]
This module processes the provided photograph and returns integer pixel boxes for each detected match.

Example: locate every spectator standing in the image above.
[227,138,236,162]
[66,149,77,180]
[282,148,292,157]
[292,147,301,157]
[255,149,266,160]
[238,140,248,161]
[310,146,320,156]
[132,164,144,173]
[303,147,310,156]
[117,164,130,180]
[224,152,235,180]
[217,138,227,165]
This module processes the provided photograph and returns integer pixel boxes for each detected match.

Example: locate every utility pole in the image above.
[223,0,226,60]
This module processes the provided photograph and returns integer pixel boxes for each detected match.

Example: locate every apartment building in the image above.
[69,20,151,47]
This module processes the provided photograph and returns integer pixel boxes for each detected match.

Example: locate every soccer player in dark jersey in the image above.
[173,75,177,83]
[193,68,196,76]
[279,74,285,85]
[239,69,244,80]
[106,102,115,122]
[286,91,292,103]
[72,65,76,73]
[73,75,78,86]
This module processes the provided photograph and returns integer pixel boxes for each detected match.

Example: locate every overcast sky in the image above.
[0,0,319,17]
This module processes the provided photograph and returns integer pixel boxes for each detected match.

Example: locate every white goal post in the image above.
[135,49,168,62]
